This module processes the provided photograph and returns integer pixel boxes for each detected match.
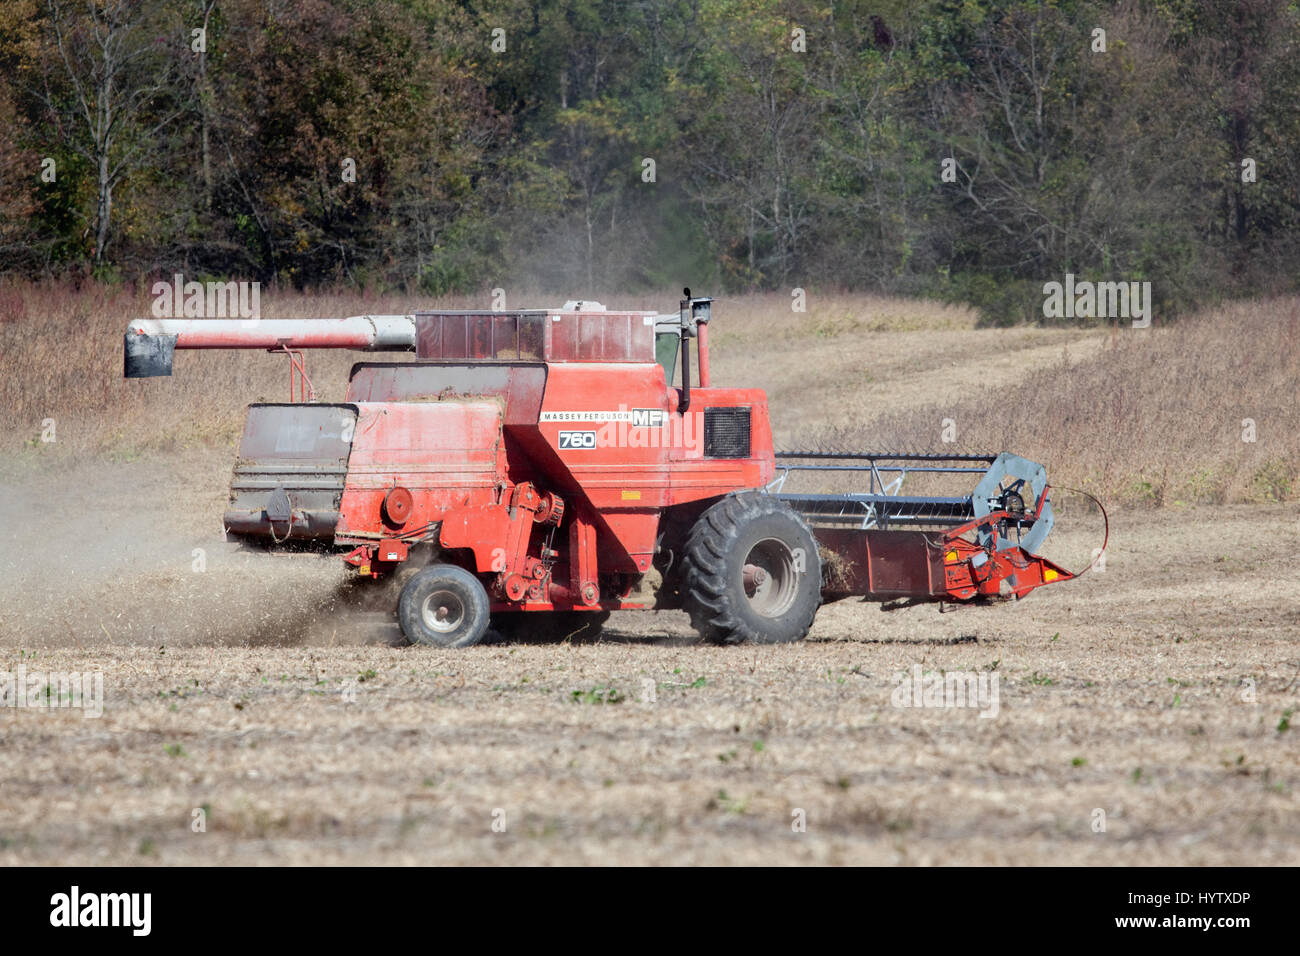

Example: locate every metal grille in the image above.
[704,406,751,458]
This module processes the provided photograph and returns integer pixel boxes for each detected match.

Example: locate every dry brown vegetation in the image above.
[0,280,484,458]
[5,281,1294,507]
[846,300,1300,506]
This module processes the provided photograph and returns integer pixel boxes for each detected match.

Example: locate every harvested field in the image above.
[0,497,1296,865]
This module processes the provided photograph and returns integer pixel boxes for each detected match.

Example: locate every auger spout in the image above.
[123,315,418,378]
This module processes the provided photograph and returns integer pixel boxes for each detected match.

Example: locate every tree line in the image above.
[1,0,1297,322]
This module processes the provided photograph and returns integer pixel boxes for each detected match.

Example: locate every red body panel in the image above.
[335,401,505,543]
[527,363,772,572]
[332,357,772,608]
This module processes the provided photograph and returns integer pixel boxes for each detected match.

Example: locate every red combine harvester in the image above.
[124,292,1089,647]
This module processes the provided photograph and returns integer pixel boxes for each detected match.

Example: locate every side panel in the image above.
[414,313,547,361]
[813,528,941,598]
[334,401,505,543]
[524,363,774,573]
[410,311,657,363]
[345,362,546,425]
[224,403,356,541]
[546,311,656,362]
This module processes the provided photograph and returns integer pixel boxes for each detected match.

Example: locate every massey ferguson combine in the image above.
[123,292,1090,647]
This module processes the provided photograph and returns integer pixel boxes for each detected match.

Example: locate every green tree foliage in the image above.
[0,0,1298,319]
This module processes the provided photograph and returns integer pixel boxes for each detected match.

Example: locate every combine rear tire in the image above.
[680,493,822,645]
[398,564,490,648]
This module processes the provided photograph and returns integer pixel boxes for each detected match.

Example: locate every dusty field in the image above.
[1,295,1297,865]
[1,493,1297,865]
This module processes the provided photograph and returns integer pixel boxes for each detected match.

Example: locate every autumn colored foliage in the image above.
[1,1,1298,322]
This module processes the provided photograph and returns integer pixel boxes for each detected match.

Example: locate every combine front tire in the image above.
[398,564,490,648]
[681,493,822,645]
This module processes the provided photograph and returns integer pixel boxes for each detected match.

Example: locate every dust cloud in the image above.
[0,449,396,648]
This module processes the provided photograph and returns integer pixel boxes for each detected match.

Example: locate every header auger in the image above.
[124,291,1090,647]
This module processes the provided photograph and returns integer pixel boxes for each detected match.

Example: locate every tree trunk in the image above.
[200,1,215,208]
[585,195,594,291]
[95,151,112,267]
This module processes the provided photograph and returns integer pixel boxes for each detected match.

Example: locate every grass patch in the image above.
[570,684,624,705]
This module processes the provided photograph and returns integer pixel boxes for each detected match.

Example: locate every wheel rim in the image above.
[741,537,800,618]
[420,588,465,634]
